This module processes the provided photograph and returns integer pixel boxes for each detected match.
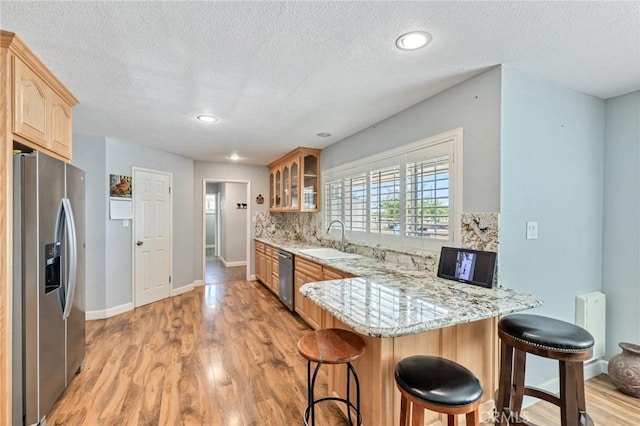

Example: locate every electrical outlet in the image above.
[526,221,538,240]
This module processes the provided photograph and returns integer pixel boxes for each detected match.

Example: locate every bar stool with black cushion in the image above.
[495,314,595,426]
[395,355,483,426]
[297,328,366,426]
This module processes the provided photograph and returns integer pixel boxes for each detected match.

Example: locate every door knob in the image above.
[136,241,143,246]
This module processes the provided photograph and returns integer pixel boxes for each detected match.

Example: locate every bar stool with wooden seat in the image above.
[297,328,366,426]
[495,314,595,426]
[395,355,483,426]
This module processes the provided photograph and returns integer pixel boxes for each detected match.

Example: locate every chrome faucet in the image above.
[326,219,346,251]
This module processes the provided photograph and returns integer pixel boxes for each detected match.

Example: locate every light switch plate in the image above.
[526,221,538,240]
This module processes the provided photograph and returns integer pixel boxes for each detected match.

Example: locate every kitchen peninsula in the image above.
[255,237,542,426]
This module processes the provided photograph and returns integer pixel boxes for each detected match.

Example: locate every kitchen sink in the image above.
[297,248,361,260]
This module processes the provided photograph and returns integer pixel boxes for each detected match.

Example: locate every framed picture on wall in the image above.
[109,174,132,198]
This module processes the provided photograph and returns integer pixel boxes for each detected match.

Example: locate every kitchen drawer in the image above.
[295,257,322,280]
[322,266,347,281]
[255,241,265,253]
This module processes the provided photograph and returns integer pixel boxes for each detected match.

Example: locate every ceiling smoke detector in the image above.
[395,31,432,51]
[317,132,332,137]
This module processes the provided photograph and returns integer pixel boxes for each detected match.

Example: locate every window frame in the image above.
[322,128,463,252]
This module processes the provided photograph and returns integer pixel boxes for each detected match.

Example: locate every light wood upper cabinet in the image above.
[268,147,320,212]
[49,91,73,159]
[2,31,78,162]
[13,57,47,146]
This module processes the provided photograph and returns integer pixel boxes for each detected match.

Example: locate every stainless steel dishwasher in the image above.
[278,250,295,311]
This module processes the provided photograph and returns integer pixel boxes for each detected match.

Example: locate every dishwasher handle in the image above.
[278,251,292,260]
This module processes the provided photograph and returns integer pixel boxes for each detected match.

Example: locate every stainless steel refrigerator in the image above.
[12,151,86,426]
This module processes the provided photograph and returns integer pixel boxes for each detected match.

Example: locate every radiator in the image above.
[575,291,606,361]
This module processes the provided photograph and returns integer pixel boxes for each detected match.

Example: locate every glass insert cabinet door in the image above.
[291,160,299,209]
[275,169,281,208]
[269,172,275,209]
[267,147,320,212]
[303,154,318,210]
[283,165,290,208]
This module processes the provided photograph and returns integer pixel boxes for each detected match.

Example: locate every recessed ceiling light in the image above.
[317,132,332,137]
[395,31,432,51]
[229,153,241,161]
[197,114,218,123]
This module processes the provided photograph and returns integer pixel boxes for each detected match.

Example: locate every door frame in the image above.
[131,167,173,307]
[204,191,220,257]
[201,179,251,282]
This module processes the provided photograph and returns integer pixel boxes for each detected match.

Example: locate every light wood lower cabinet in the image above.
[322,266,353,280]
[255,241,266,283]
[271,251,279,295]
[254,241,279,296]
[265,245,273,290]
[294,257,324,330]
[323,314,499,426]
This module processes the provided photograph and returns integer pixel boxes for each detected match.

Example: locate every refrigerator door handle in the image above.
[55,198,78,320]
[62,198,78,320]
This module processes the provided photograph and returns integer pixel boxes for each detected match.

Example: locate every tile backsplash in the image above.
[255,211,499,276]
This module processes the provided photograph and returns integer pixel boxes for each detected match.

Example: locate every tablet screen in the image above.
[437,247,497,288]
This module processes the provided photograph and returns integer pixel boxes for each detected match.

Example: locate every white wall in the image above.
[72,134,195,312]
[322,66,502,213]
[193,161,269,279]
[500,67,605,383]
[220,183,248,264]
[105,137,195,307]
[602,91,640,359]
[72,134,107,311]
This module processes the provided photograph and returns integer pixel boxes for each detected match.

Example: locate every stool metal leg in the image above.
[346,363,352,426]
[304,361,323,426]
[306,360,312,425]
[303,360,362,426]
[347,362,361,426]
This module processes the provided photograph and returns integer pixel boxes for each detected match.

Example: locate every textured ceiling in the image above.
[1,1,638,165]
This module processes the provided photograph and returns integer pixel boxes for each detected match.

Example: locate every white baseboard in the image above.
[220,257,247,267]
[171,283,194,296]
[522,359,609,408]
[249,274,257,281]
[86,302,133,321]
[86,280,202,320]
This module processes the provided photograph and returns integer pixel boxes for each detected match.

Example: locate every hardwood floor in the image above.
[205,256,246,284]
[47,280,346,425]
[523,373,640,426]
[47,268,638,425]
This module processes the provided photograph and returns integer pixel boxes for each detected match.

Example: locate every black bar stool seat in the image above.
[499,314,595,355]
[496,314,595,426]
[395,355,483,426]
[297,328,365,426]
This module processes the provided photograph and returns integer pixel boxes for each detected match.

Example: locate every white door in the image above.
[133,169,172,307]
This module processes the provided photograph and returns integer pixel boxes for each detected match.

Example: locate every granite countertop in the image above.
[255,237,542,338]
